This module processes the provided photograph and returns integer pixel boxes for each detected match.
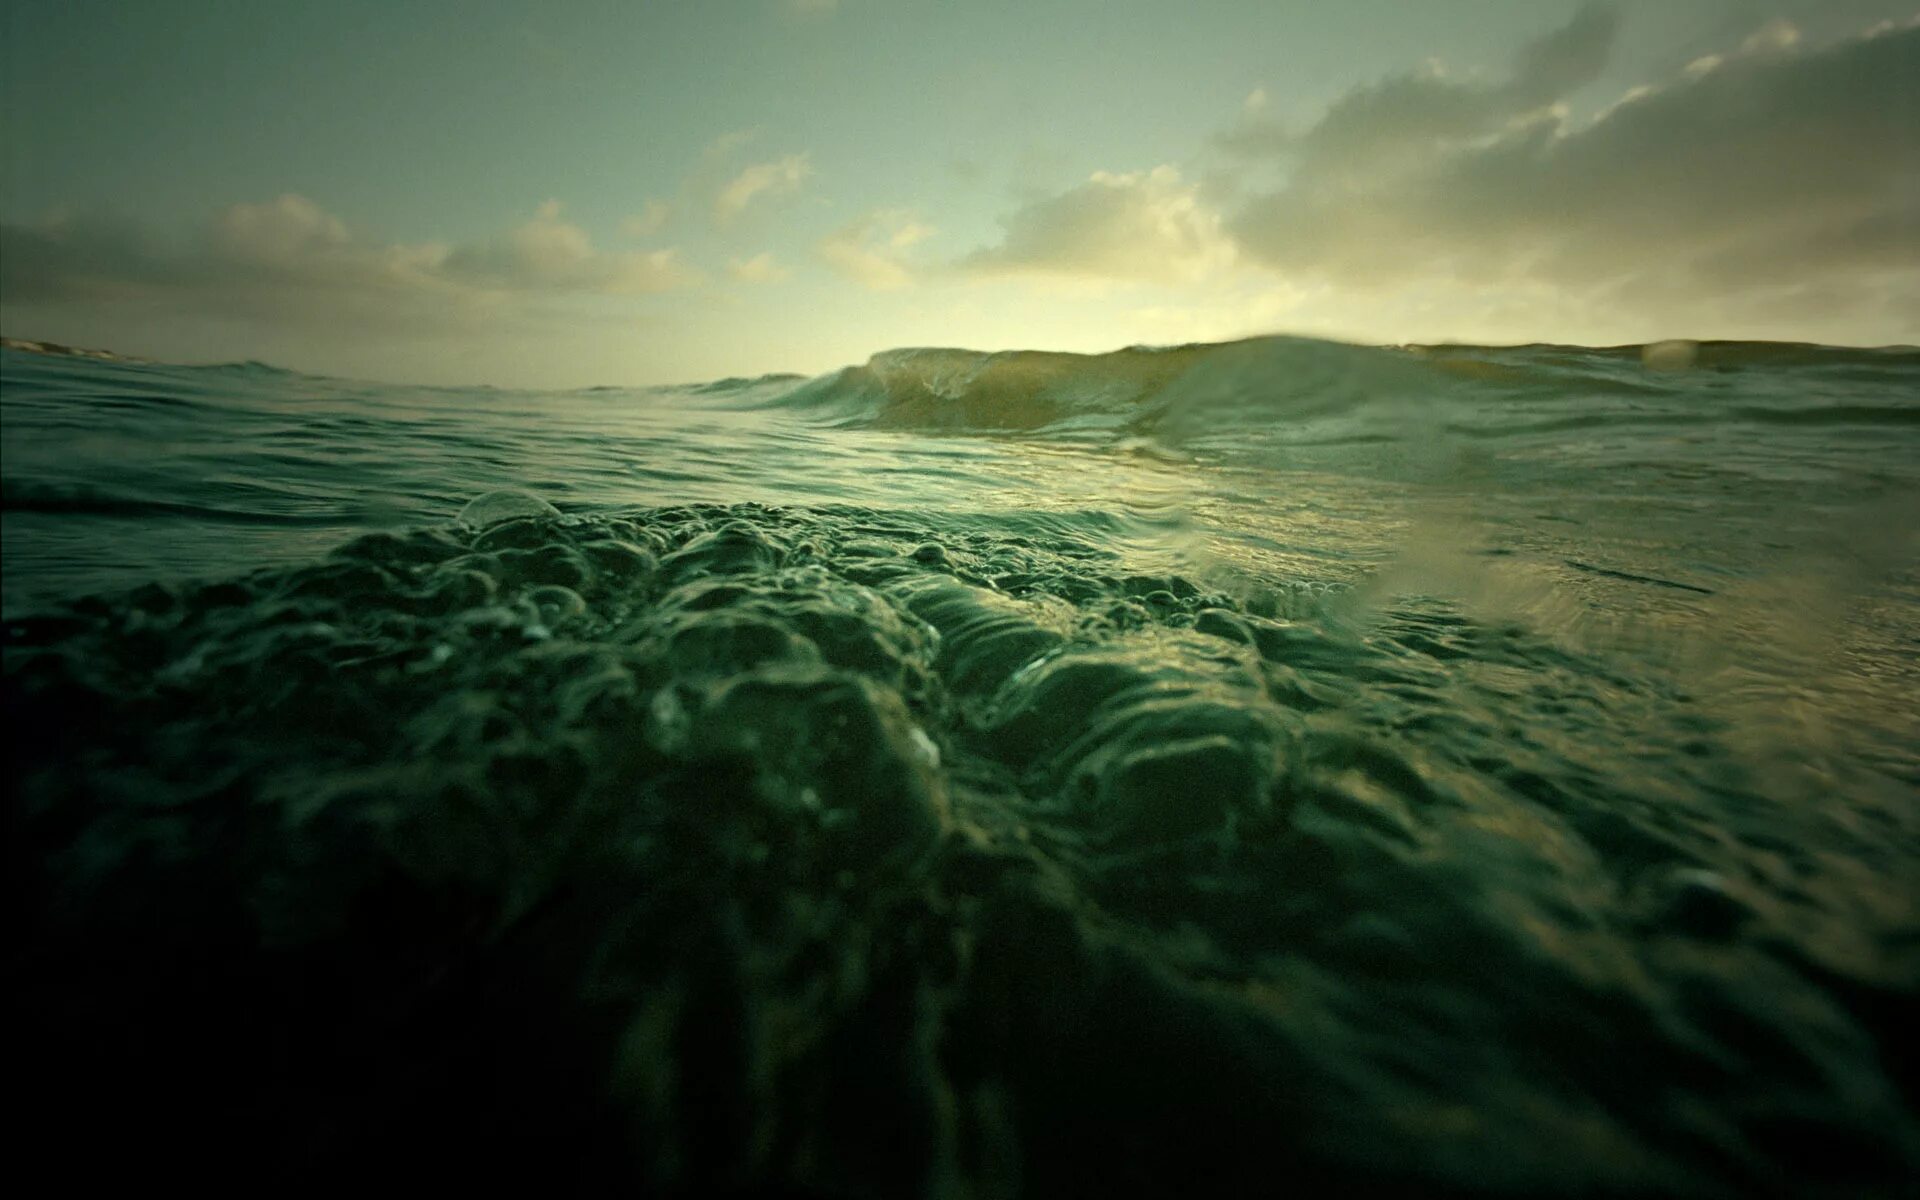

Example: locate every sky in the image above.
[1,0,1916,386]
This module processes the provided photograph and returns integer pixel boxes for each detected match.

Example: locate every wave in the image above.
[1571,340,1920,369]
[9,497,1916,1194]
[10,332,1916,446]
[760,337,1449,435]
[1,480,362,526]
[748,335,1920,442]
[0,335,147,363]
[690,371,811,395]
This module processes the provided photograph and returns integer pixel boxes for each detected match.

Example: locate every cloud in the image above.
[1214,112,1292,157]
[961,166,1236,285]
[677,131,812,227]
[713,153,812,222]
[1505,1,1620,106]
[1228,12,1920,323]
[941,9,1913,341]
[727,252,791,283]
[440,200,699,294]
[818,210,932,290]
[1214,6,1616,169]
[1285,2,1619,182]
[212,194,352,266]
[621,199,671,238]
[4,200,458,321]
[1,195,702,341]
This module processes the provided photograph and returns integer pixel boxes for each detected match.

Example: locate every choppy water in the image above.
[5,337,1918,1195]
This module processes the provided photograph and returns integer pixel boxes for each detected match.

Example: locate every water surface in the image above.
[5,337,1917,1195]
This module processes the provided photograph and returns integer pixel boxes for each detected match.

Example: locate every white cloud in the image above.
[679,131,812,228]
[819,210,932,290]
[727,252,791,283]
[961,166,1235,286]
[621,199,671,238]
[1214,86,1289,154]
[714,153,812,222]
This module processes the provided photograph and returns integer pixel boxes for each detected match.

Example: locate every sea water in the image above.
[5,337,1917,1194]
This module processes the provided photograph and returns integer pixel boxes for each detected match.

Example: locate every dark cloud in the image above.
[1505,1,1620,106]
[963,8,1913,341]
[0,219,172,304]
[439,200,697,294]
[1,195,699,339]
[1228,14,1918,332]
[1218,4,1618,175]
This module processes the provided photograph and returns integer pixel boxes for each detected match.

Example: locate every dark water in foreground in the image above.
[5,338,1918,1195]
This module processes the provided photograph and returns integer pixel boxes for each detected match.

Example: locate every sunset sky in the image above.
[3,0,1915,386]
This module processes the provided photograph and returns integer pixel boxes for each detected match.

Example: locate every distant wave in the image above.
[745,336,1920,442]
[0,335,146,363]
[691,371,810,395]
[1558,340,1920,369]
[761,338,1432,433]
[9,333,1917,447]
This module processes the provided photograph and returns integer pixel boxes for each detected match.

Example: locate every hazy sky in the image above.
[2,0,1915,385]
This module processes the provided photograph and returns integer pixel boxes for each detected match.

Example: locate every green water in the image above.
[5,338,1918,1194]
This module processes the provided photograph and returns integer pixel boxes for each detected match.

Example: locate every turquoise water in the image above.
[5,337,1918,1194]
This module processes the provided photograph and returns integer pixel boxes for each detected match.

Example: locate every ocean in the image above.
[5,336,1918,1194]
